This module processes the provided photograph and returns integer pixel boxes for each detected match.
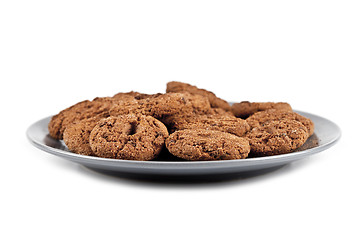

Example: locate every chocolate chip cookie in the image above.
[246,119,309,156]
[89,115,169,160]
[166,129,250,161]
[246,109,314,136]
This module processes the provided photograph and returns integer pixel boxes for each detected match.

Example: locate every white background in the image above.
[1,1,359,239]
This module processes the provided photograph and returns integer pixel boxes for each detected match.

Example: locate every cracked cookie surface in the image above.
[63,116,105,156]
[246,109,314,136]
[246,119,309,156]
[89,115,169,160]
[166,129,250,161]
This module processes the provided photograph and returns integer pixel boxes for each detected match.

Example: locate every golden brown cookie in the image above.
[89,115,169,160]
[231,101,292,118]
[166,81,231,111]
[48,97,116,140]
[246,119,309,156]
[166,129,250,161]
[167,114,250,137]
[63,116,105,156]
[246,109,314,136]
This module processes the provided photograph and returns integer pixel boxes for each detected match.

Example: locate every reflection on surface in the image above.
[43,132,320,161]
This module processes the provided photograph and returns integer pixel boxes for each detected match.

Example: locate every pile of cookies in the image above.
[48,81,314,161]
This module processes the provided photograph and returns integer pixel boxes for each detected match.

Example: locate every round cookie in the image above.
[246,109,314,136]
[48,97,115,140]
[231,101,292,119]
[168,114,250,137]
[166,81,231,111]
[246,119,309,156]
[166,129,250,161]
[89,115,169,160]
[63,116,104,156]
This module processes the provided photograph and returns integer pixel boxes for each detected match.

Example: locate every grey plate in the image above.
[26,111,341,176]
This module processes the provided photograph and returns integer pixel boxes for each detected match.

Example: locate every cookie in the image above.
[231,101,292,118]
[48,97,116,140]
[246,109,314,136]
[63,116,104,156]
[246,119,309,156]
[109,92,212,119]
[165,129,250,161]
[166,81,231,111]
[167,114,250,137]
[89,115,169,160]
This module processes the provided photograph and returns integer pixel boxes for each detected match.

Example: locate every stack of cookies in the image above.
[48,81,314,161]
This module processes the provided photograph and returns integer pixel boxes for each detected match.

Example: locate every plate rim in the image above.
[26,110,341,169]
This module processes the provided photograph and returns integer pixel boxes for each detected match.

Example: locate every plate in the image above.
[26,110,341,177]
